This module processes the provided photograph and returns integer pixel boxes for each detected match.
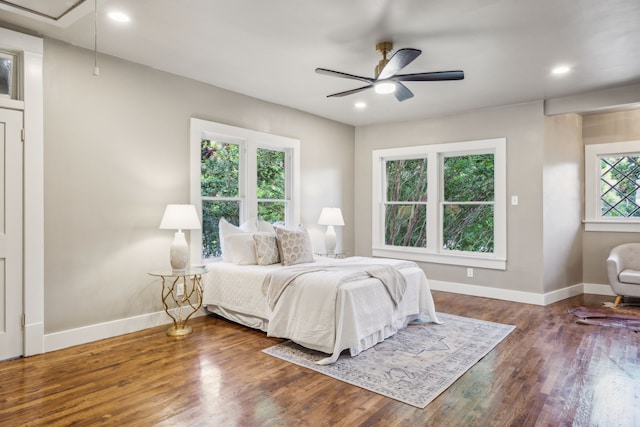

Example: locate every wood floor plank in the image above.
[1,291,638,426]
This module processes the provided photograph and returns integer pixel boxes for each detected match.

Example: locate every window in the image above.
[385,158,428,248]
[0,51,17,99]
[257,148,287,222]
[372,138,506,269]
[190,118,300,262]
[442,153,495,253]
[585,140,640,232]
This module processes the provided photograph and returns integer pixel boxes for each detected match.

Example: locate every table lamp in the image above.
[160,204,201,271]
[318,207,344,254]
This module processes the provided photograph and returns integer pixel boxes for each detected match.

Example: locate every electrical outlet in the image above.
[176,282,185,297]
[467,268,474,278]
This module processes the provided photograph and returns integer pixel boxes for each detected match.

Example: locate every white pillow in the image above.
[219,218,256,262]
[224,233,258,265]
[274,225,315,266]
[257,220,275,233]
[253,232,280,265]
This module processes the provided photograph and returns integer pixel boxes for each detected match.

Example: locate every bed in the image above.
[202,253,440,365]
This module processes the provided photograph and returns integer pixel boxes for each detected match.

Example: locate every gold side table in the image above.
[148,267,207,337]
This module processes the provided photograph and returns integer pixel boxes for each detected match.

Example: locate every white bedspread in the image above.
[203,256,440,364]
[262,261,408,310]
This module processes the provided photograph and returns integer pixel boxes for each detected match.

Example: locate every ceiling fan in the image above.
[316,41,464,102]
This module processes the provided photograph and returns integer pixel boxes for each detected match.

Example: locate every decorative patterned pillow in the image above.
[274,225,315,266]
[253,232,280,265]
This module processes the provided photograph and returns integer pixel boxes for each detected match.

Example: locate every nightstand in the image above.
[148,267,207,337]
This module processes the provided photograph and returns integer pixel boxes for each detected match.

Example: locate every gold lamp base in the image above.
[166,325,193,337]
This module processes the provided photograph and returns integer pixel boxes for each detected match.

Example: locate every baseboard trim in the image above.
[41,282,618,353]
[24,321,44,356]
[43,308,207,353]
[429,280,615,306]
[583,283,616,296]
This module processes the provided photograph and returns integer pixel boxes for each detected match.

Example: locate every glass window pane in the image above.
[443,204,494,253]
[201,140,240,197]
[0,55,13,97]
[385,204,427,248]
[258,201,285,223]
[386,158,428,202]
[257,148,285,200]
[443,154,494,202]
[599,155,640,218]
[202,200,240,258]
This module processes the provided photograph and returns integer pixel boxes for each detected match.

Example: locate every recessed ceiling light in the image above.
[108,11,130,23]
[551,65,571,75]
[355,101,367,109]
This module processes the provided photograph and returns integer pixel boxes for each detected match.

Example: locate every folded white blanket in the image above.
[262,260,410,310]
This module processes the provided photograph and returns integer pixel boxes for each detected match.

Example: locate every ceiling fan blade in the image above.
[394,82,414,102]
[393,70,464,81]
[315,68,375,84]
[377,48,422,80]
[326,85,373,98]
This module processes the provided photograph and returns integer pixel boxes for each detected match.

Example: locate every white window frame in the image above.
[372,138,506,270]
[190,118,300,263]
[585,140,640,232]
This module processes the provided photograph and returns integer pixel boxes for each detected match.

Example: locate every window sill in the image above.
[372,247,506,270]
[584,220,640,233]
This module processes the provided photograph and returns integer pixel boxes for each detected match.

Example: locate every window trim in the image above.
[372,138,506,270]
[585,140,640,232]
[190,118,300,263]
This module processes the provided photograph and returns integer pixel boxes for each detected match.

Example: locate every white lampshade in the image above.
[318,207,344,254]
[160,204,201,231]
[159,204,201,271]
[318,207,344,226]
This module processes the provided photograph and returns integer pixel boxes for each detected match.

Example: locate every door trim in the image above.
[0,28,44,356]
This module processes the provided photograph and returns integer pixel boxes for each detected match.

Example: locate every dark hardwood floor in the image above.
[1,291,638,426]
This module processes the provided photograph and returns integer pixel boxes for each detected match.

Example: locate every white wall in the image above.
[542,114,583,293]
[355,102,547,296]
[38,35,640,339]
[582,109,640,285]
[43,39,354,334]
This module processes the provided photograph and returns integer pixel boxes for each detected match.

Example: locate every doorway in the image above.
[0,108,23,360]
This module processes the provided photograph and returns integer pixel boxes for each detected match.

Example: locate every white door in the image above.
[0,108,23,360]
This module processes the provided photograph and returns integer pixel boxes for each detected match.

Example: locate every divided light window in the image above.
[190,118,300,262]
[585,141,640,232]
[599,154,640,218]
[373,138,506,270]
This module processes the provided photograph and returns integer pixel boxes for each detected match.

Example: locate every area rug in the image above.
[569,304,640,332]
[262,313,514,408]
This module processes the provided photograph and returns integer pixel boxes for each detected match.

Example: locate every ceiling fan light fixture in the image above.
[375,81,396,94]
[316,41,464,102]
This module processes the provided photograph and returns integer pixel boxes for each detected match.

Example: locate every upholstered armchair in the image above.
[607,243,640,306]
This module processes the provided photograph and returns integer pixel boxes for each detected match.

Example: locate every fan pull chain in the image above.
[93,0,100,76]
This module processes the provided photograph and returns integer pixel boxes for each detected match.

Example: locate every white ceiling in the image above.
[1,0,639,126]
